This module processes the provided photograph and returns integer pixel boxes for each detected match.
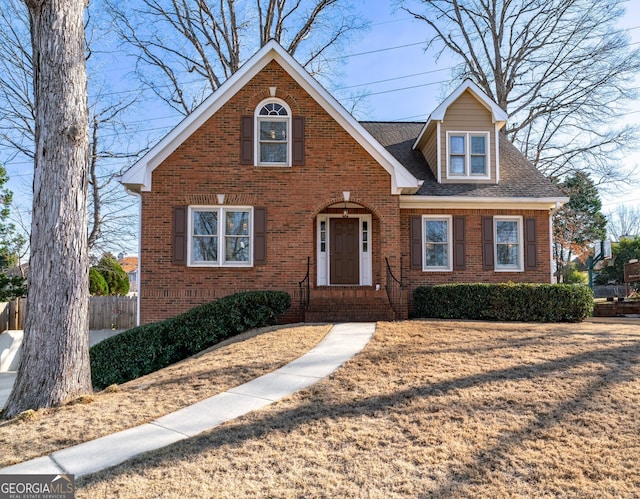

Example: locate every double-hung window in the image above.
[423,215,452,271]
[447,132,490,178]
[257,101,289,166]
[189,206,252,266]
[494,216,523,271]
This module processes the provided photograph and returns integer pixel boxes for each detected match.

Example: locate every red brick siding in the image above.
[139,61,401,324]
[138,60,555,324]
[399,208,552,315]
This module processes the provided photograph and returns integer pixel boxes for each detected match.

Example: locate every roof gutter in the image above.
[399,195,569,211]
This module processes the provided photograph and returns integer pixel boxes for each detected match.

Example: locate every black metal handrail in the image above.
[298,256,310,320]
[385,257,403,320]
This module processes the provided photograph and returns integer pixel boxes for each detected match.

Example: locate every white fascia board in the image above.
[121,40,420,194]
[431,80,508,123]
[121,45,279,192]
[412,117,439,151]
[399,195,569,211]
[494,123,500,184]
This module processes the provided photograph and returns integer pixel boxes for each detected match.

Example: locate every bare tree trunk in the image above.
[3,0,91,418]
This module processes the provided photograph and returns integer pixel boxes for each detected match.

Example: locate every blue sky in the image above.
[337,1,640,212]
[335,2,456,121]
[5,0,640,253]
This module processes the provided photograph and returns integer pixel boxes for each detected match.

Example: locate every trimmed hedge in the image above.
[90,290,291,390]
[413,283,593,323]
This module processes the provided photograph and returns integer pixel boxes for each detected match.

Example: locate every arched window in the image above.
[257,101,290,165]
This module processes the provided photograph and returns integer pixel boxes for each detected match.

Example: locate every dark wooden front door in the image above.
[330,218,360,285]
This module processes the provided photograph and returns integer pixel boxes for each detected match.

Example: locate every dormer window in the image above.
[447,132,490,179]
[257,101,290,166]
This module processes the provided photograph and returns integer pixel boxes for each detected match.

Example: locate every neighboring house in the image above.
[117,256,138,295]
[121,40,567,324]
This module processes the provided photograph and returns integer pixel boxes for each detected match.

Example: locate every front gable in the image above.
[121,40,420,195]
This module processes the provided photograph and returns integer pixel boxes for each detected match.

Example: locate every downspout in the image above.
[549,201,563,284]
[125,186,142,326]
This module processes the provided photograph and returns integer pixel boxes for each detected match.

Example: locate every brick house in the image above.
[121,40,567,324]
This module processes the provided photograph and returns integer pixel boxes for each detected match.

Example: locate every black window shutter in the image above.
[254,207,267,265]
[240,115,253,165]
[525,217,537,270]
[482,216,494,270]
[173,206,188,265]
[292,116,305,166]
[453,216,466,270]
[410,215,423,270]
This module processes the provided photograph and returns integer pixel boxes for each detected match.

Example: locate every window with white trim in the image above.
[494,216,523,271]
[423,215,452,271]
[257,101,289,166]
[189,206,252,266]
[447,132,490,178]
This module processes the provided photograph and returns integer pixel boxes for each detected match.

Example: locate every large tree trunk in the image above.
[2,0,91,418]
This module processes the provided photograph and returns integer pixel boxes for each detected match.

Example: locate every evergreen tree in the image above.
[95,253,129,295]
[0,163,26,300]
[553,173,607,282]
[89,267,108,296]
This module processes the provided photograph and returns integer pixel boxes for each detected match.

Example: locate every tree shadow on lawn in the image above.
[427,344,640,497]
[78,338,640,493]
[123,359,291,392]
[363,325,639,367]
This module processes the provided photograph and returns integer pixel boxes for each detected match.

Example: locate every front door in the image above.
[330,218,360,285]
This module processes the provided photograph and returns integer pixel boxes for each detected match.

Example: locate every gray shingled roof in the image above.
[361,121,563,198]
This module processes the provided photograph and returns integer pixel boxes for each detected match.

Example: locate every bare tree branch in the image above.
[107,0,365,115]
[606,205,640,241]
[0,0,142,255]
[402,0,640,186]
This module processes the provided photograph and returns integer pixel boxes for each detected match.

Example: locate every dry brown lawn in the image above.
[3,319,640,498]
[0,324,331,467]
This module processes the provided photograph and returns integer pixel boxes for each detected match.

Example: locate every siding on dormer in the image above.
[422,124,439,180]
[415,89,501,186]
[439,90,497,184]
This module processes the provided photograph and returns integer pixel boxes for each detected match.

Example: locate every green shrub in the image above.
[90,290,291,389]
[560,262,588,284]
[89,267,108,296]
[94,254,129,296]
[413,283,593,323]
[0,273,26,301]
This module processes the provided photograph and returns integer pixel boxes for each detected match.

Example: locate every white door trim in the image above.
[317,214,372,286]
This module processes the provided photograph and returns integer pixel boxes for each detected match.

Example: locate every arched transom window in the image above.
[257,101,290,165]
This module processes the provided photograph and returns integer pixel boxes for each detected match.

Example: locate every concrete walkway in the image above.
[0,322,375,478]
